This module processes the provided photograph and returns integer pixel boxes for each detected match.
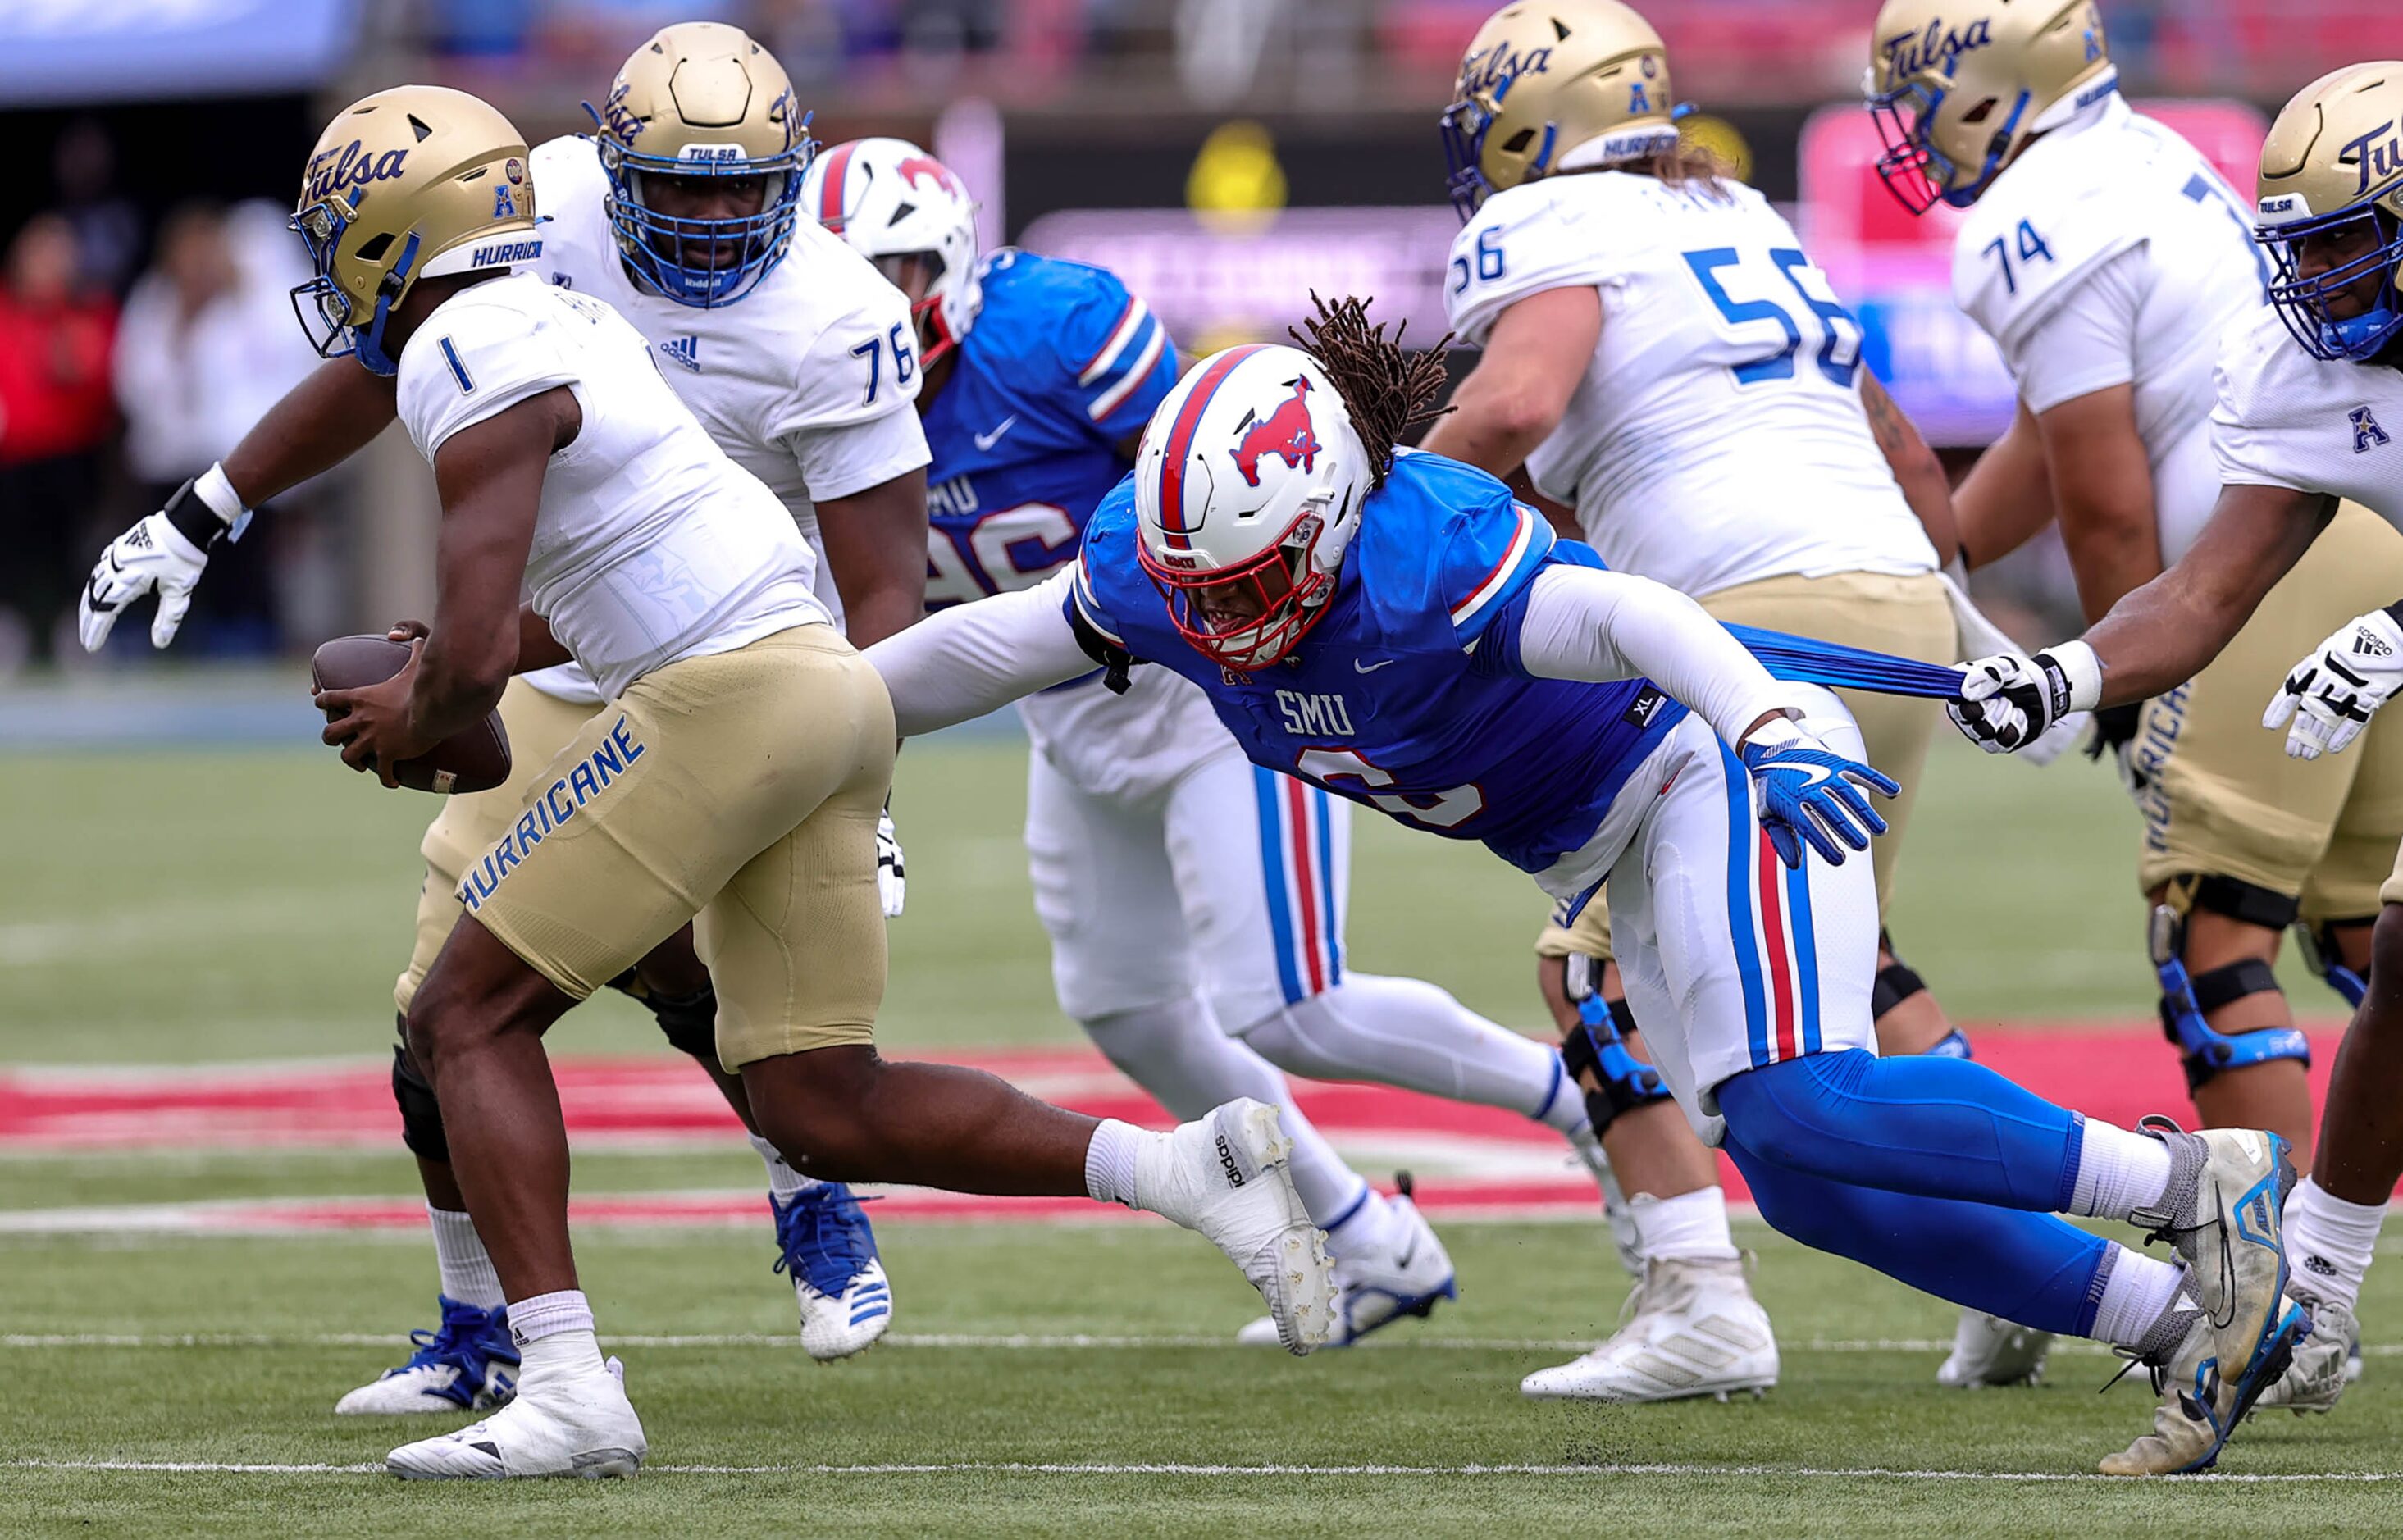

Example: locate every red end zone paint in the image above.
[0,1027,2366,1230]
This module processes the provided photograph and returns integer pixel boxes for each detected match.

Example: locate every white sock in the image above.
[515,1325,607,1382]
[1627,1187,1739,1263]
[749,1132,818,1206]
[1082,1119,1147,1208]
[1239,974,1585,1136]
[427,1205,505,1310]
[1323,1182,1406,1262]
[2088,1246,2187,1350]
[506,1287,597,1364]
[2066,1119,2176,1222]
[2285,1177,2385,1312]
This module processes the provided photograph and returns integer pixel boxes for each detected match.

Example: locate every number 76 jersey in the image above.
[1444,172,1932,600]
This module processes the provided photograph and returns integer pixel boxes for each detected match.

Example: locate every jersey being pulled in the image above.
[394,272,828,702]
[2215,303,2403,523]
[1954,93,2270,564]
[921,247,1188,793]
[519,135,930,701]
[1444,171,1933,599]
[1069,449,1688,880]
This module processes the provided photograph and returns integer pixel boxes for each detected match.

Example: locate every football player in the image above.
[867,311,2309,1475]
[78,25,930,1401]
[1423,0,2013,1392]
[1949,61,2403,1415]
[1872,0,2402,1309]
[239,82,1336,1478]
[805,137,1646,1348]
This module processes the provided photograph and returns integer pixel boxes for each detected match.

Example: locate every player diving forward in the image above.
[203,84,1343,1479]
[865,310,2310,1476]
[1422,0,2008,1394]
[78,25,930,1403]
[805,136,1646,1348]
[1949,61,2403,1415]
[1872,0,2403,1210]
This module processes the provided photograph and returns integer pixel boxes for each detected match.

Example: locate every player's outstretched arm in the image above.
[80,358,399,651]
[861,571,1100,736]
[1415,286,1598,479]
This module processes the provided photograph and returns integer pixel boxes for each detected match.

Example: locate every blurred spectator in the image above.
[111,201,322,657]
[0,214,117,673]
[52,119,142,296]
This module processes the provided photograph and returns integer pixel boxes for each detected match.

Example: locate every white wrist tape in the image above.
[192,462,247,526]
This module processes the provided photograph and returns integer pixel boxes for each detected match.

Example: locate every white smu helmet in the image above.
[1133,343,1372,672]
[802,136,982,362]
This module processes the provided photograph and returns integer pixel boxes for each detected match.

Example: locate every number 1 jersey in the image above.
[1443,172,1932,599]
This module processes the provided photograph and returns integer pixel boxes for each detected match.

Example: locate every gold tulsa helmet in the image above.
[1438,0,1679,220]
[2256,62,2403,362]
[587,20,813,308]
[1863,0,2115,215]
[290,85,539,376]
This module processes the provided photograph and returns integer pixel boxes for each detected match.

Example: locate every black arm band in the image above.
[162,478,232,552]
[1067,604,1141,696]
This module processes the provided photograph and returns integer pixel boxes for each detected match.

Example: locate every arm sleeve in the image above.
[398,299,576,461]
[1051,279,1177,440]
[1512,564,1811,748]
[2002,244,2143,414]
[860,570,1096,737]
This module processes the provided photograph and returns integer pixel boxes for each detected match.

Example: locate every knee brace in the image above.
[1557,966,1669,1137]
[390,1014,449,1164]
[1872,961,1927,1022]
[2294,919,2372,1009]
[608,968,719,1063]
[2150,878,2311,1092]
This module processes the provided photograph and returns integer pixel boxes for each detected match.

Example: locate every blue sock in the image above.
[1714,1049,2082,1214]
[1724,1132,2109,1335]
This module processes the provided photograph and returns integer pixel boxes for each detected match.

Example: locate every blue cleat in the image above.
[772,1183,894,1360]
[335,1296,518,1415]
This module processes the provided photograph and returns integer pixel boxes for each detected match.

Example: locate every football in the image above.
[309,634,513,795]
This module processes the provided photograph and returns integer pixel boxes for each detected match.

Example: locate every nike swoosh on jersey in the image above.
[974,417,1018,451]
[1353,658,1396,674]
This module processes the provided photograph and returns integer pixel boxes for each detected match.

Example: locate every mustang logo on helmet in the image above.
[305,141,411,206]
[1881,16,1993,80]
[1229,377,1322,487]
[896,155,964,196]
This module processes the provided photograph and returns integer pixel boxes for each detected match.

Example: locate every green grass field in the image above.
[1,722,2388,1535]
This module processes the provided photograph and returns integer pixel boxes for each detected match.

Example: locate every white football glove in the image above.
[1949,642,2102,754]
[2264,604,2403,760]
[875,804,906,918]
[78,472,244,651]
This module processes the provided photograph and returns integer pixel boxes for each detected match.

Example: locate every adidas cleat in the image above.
[2261,1287,2356,1415]
[1140,1100,1334,1355]
[1238,1181,1456,1347]
[387,1354,645,1480]
[2101,1121,2305,1475]
[1520,1255,1778,1403]
[335,1296,518,1415]
[771,1183,893,1361]
[1935,1308,2052,1388]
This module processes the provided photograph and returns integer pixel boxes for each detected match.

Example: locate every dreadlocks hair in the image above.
[1290,292,1454,488]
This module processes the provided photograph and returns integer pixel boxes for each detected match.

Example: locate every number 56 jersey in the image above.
[1444,173,1932,599]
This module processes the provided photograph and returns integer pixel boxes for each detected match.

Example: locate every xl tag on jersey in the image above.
[1622,686,1667,728]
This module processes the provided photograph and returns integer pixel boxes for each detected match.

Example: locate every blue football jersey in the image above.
[921,249,1179,608]
[1070,449,1690,877]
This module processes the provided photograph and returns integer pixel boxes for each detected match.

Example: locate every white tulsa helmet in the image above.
[1133,343,1371,672]
[801,136,982,362]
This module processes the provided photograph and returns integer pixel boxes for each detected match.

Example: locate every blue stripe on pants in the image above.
[1718,740,1770,1068]
[1254,767,1304,1005]
[1311,786,1343,986]
[1785,857,1820,1055]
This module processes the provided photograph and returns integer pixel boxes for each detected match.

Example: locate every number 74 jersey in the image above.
[1444,172,1932,599]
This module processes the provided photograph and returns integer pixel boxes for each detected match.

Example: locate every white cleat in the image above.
[1935,1308,2052,1388]
[1140,1100,1335,1355]
[769,1184,894,1362]
[386,1355,645,1480]
[1520,1255,1778,1403]
[2261,1288,2356,1415]
[1237,1187,1456,1347]
[334,1296,518,1415]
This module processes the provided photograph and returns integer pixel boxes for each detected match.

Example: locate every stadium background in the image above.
[3,2,2396,1533]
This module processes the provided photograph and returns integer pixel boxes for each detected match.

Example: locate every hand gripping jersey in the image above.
[1070,449,1689,887]
[920,248,1187,795]
[519,135,931,701]
[2215,303,2403,522]
[1954,94,2270,563]
[1443,172,1934,599]
[394,271,828,701]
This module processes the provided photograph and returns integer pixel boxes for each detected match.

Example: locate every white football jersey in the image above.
[2214,303,2403,521]
[518,136,931,703]
[394,272,829,702]
[1444,172,1934,598]
[1954,94,2269,563]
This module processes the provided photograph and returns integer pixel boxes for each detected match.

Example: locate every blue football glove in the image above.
[1740,717,1901,870]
